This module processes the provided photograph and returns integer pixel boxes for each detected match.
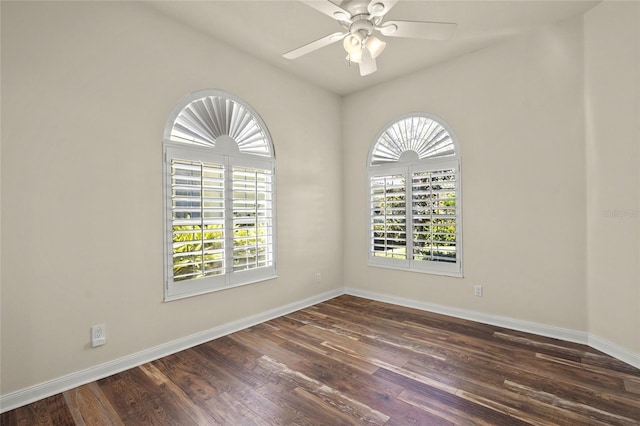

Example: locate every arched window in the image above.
[367,114,462,276]
[163,90,276,301]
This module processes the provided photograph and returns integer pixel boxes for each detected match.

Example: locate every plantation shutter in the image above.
[232,166,274,272]
[370,172,408,262]
[171,159,226,282]
[411,165,457,264]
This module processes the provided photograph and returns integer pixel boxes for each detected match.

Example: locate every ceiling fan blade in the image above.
[300,0,351,22]
[380,20,457,40]
[367,0,399,17]
[359,48,377,76]
[282,32,346,59]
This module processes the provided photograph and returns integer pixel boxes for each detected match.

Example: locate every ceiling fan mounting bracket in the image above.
[341,0,372,17]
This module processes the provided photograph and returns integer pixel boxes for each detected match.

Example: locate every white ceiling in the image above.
[147,0,599,96]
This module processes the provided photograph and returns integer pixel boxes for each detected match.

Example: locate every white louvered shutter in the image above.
[370,172,408,262]
[171,159,225,282]
[411,165,457,264]
[232,166,274,272]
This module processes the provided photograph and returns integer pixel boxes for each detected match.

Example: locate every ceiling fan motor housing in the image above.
[349,17,375,39]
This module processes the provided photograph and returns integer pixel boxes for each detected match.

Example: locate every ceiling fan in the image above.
[282,0,457,76]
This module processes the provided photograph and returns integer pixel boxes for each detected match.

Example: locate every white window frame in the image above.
[163,90,277,301]
[367,113,462,277]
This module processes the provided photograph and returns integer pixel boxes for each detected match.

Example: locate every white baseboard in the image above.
[2,286,639,413]
[589,334,640,369]
[0,288,343,413]
[344,287,590,344]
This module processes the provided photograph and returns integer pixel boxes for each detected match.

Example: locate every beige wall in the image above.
[584,1,640,355]
[0,1,343,395]
[343,17,588,331]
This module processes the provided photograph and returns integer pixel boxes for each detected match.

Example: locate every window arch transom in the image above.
[166,90,273,157]
[370,115,455,166]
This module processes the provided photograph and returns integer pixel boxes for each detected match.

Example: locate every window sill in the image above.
[164,273,278,302]
[368,261,463,278]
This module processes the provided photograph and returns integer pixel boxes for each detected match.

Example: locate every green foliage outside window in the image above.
[173,224,269,280]
[172,224,223,281]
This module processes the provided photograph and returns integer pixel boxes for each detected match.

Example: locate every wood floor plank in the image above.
[264,320,382,375]
[229,326,308,368]
[503,379,639,426]
[257,354,390,425]
[2,295,639,425]
[284,342,403,399]
[378,368,532,426]
[626,377,640,395]
[291,385,382,425]
[193,342,266,389]
[319,300,454,343]
[297,323,413,368]
[1,393,75,425]
[268,314,310,331]
[97,367,201,425]
[228,384,300,425]
[408,349,640,423]
[5,403,40,425]
[138,363,220,425]
[150,350,227,403]
[200,391,265,426]
[203,335,264,370]
[63,382,124,426]
[0,408,18,425]
[405,354,622,426]
[254,381,340,425]
[285,350,454,426]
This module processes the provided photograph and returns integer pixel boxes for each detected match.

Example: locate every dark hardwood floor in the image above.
[2,295,640,425]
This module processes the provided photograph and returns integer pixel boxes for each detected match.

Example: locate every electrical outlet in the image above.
[91,324,106,347]
[316,272,321,282]
[474,285,483,297]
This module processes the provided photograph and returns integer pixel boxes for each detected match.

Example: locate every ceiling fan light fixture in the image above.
[346,49,363,64]
[359,48,377,76]
[365,35,386,58]
[343,33,363,55]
